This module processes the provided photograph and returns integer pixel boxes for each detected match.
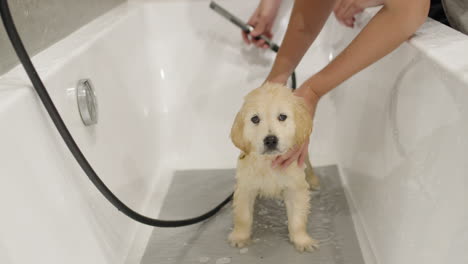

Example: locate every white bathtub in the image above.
[0,0,467,263]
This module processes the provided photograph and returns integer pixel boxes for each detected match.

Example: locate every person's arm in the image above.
[302,0,430,99]
[272,0,430,169]
[266,0,337,84]
[243,0,282,48]
[334,0,384,28]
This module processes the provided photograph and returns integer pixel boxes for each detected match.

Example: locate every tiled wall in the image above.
[0,0,125,75]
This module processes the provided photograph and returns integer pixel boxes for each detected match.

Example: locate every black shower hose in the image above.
[0,0,296,227]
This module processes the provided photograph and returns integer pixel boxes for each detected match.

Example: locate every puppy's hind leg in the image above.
[229,188,256,248]
[284,185,318,252]
[305,156,320,191]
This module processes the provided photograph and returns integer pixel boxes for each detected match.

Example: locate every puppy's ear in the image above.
[230,109,250,154]
[293,97,313,147]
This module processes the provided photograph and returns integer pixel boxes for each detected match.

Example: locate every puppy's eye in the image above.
[278,114,287,121]
[251,115,260,124]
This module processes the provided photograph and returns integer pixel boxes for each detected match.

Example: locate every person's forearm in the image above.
[307,0,430,97]
[266,0,337,84]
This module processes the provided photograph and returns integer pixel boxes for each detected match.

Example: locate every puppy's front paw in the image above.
[228,230,250,248]
[291,233,319,252]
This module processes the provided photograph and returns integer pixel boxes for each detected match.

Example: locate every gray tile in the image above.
[0,0,124,75]
[443,0,468,35]
[141,165,364,264]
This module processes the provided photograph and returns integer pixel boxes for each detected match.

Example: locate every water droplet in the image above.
[274,201,280,207]
[240,248,248,254]
[216,257,231,264]
[259,209,268,215]
[199,256,210,263]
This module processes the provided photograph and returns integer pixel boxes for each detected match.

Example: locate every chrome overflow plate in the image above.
[76,79,98,126]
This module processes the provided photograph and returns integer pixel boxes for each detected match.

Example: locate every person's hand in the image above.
[272,138,310,169]
[333,0,384,28]
[272,83,320,169]
[242,0,282,49]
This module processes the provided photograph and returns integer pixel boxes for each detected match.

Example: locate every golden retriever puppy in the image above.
[229,82,318,252]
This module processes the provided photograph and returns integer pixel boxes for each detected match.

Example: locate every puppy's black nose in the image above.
[263,135,278,149]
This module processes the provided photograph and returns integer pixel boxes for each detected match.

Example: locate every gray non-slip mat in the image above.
[140,166,364,264]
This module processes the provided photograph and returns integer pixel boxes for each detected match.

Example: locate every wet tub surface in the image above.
[141,165,364,264]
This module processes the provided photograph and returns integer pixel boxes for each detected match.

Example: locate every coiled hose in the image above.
[0,0,296,227]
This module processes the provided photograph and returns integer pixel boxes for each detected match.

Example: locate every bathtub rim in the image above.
[1,1,467,87]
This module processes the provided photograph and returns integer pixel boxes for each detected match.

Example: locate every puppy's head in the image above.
[231,82,312,155]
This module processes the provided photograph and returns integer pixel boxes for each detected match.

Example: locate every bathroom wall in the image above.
[0,0,125,75]
[443,0,468,34]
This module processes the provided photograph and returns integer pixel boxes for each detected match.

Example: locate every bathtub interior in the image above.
[1,0,468,264]
[141,0,336,169]
[127,1,339,261]
[0,1,337,263]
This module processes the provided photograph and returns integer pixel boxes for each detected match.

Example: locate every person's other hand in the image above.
[242,0,282,49]
[272,83,320,169]
[334,0,384,28]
